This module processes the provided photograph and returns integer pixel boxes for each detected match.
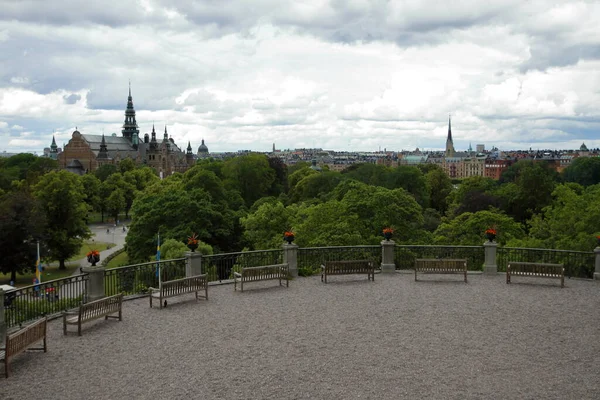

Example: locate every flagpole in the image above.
[36,241,41,284]
[156,232,161,288]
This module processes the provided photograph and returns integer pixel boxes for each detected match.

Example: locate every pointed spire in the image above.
[97,134,109,159]
[187,141,192,151]
[445,114,455,157]
[51,135,57,148]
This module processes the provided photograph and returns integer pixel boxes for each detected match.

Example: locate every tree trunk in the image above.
[11,269,17,284]
[101,210,104,223]
[59,259,66,270]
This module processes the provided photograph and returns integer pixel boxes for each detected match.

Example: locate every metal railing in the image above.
[497,247,595,278]
[298,246,382,274]
[104,258,187,297]
[394,245,485,271]
[202,250,283,282]
[3,274,88,328]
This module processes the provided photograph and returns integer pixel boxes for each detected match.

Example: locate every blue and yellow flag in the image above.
[35,241,42,284]
[155,233,161,278]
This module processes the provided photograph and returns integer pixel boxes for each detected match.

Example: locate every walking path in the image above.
[2,274,599,399]
[72,223,128,274]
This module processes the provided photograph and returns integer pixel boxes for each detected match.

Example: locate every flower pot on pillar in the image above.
[284,231,295,245]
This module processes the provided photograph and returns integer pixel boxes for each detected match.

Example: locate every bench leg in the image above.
[561,274,564,288]
[150,295,153,308]
[464,270,467,283]
[63,315,67,336]
[415,269,418,281]
[5,360,9,378]
[506,270,511,284]
[78,322,82,337]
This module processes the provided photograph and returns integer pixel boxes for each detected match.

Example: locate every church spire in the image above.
[445,114,455,157]
[97,134,109,159]
[122,84,139,143]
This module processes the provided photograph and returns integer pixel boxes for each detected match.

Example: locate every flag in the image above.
[35,241,42,284]
[155,233,161,282]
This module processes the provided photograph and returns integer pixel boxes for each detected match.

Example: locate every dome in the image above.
[580,142,588,152]
[198,139,209,153]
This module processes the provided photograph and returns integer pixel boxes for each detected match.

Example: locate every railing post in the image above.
[381,240,396,273]
[186,252,203,277]
[594,247,600,281]
[82,265,105,302]
[283,243,298,277]
[484,242,498,274]
[0,289,5,343]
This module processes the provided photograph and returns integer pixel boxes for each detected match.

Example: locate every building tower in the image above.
[49,135,58,160]
[445,115,455,157]
[197,139,209,158]
[122,84,140,147]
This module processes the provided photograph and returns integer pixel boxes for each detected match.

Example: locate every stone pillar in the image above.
[82,265,105,302]
[484,242,498,275]
[0,289,5,343]
[381,240,396,273]
[186,251,203,277]
[283,243,298,277]
[594,247,600,281]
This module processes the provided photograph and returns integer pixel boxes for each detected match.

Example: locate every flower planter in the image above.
[284,235,295,245]
[87,254,100,266]
[188,244,198,252]
[383,233,393,241]
[486,234,496,242]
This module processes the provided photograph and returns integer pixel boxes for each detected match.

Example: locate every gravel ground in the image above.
[3,273,599,400]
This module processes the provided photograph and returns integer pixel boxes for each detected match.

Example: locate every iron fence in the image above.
[104,258,186,297]
[394,245,485,271]
[202,250,283,282]
[3,274,88,328]
[497,247,595,278]
[297,246,382,275]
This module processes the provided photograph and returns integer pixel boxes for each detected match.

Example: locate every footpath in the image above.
[70,223,128,275]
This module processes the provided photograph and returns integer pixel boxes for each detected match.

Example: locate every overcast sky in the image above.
[1,0,599,154]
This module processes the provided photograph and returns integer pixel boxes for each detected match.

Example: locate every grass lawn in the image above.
[106,251,129,269]
[1,263,81,287]
[63,241,114,262]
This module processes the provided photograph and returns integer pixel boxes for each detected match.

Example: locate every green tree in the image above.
[222,154,276,208]
[289,171,343,203]
[94,164,118,182]
[425,165,453,214]
[33,171,91,269]
[562,157,600,187]
[81,174,102,221]
[0,189,46,282]
[433,209,525,245]
[240,199,297,249]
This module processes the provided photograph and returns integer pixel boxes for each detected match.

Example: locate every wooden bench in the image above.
[320,260,375,283]
[234,264,289,292]
[1,317,47,378]
[149,274,208,308]
[415,259,468,283]
[507,262,564,288]
[63,293,123,336]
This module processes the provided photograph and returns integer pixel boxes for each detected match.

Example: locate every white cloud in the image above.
[1,0,599,153]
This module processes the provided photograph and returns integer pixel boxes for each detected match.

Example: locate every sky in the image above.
[1,0,600,154]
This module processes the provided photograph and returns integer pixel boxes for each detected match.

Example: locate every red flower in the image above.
[187,233,199,245]
[284,231,295,238]
[383,227,394,235]
[86,250,100,257]
[485,228,497,235]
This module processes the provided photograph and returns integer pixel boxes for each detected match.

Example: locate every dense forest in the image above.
[2,152,600,280]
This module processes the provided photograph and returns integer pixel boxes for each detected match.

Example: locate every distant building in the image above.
[57,86,196,176]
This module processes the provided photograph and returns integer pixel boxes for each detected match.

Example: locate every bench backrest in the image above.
[161,275,207,296]
[6,317,46,357]
[80,293,123,321]
[508,262,564,276]
[324,260,374,273]
[241,264,288,281]
[415,259,467,271]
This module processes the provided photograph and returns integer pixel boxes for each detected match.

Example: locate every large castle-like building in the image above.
[54,87,209,176]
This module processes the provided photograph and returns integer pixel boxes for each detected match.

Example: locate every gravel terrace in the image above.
[3,273,599,400]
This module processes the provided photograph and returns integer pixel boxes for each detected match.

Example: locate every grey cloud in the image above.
[63,94,81,104]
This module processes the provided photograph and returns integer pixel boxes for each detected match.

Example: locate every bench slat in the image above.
[2,317,47,377]
[234,264,289,292]
[63,293,123,336]
[149,275,208,308]
[321,260,375,283]
[414,259,468,283]
[507,262,564,288]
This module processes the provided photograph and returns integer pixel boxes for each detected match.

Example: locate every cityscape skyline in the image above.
[1,1,599,154]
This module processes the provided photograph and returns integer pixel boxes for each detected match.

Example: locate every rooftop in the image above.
[3,274,599,399]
